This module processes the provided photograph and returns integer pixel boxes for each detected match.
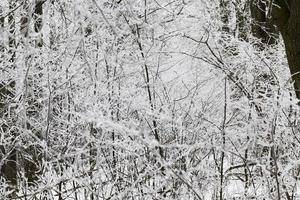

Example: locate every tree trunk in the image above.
[271,0,300,100]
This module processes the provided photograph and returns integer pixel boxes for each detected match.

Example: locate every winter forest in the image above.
[1,0,300,199]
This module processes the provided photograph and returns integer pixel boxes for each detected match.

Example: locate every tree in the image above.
[271,0,300,100]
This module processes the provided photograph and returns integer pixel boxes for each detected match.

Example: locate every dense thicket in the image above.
[0,0,300,199]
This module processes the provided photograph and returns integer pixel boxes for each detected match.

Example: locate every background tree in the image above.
[271,0,300,101]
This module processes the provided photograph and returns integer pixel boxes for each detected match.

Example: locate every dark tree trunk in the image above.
[271,0,300,100]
